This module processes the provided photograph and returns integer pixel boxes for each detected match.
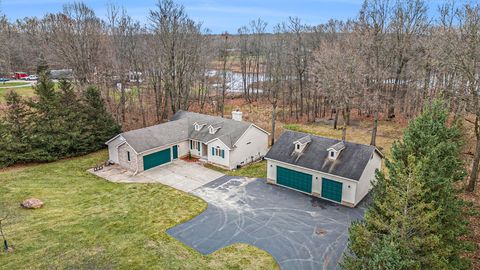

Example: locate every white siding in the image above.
[207,140,230,168]
[176,140,189,158]
[229,125,269,169]
[107,136,124,164]
[355,151,382,204]
[266,159,358,207]
[189,139,203,157]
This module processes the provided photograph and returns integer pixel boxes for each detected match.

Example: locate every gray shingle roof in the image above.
[171,110,252,148]
[328,141,345,152]
[120,118,189,153]
[295,135,311,144]
[109,110,255,153]
[265,130,379,181]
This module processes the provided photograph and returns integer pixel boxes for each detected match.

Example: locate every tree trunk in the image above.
[271,105,277,146]
[370,110,379,146]
[333,108,339,130]
[467,115,480,192]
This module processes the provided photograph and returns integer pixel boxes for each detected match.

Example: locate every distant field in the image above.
[0,85,35,102]
[0,150,278,269]
[0,81,30,87]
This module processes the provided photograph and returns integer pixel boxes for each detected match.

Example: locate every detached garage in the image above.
[265,131,383,207]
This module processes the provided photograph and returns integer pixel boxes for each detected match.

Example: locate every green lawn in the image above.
[0,82,31,87]
[0,151,278,269]
[205,160,267,179]
[0,86,35,102]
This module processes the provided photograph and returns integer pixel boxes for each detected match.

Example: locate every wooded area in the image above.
[0,0,479,191]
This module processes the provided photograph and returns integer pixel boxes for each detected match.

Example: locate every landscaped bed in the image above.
[0,150,278,269]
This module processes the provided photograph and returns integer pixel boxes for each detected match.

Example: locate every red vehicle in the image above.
[12,72,28,80]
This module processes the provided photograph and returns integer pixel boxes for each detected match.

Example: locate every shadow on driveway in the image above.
[167,176,367,270]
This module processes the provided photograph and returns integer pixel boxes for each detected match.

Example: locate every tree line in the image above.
[0,73,120,167]
[0,0,479,191]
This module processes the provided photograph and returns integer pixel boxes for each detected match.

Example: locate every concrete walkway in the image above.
[89,160,224,192]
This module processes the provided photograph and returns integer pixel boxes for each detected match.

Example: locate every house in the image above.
[265,130,383,207]
[106,110,270,173]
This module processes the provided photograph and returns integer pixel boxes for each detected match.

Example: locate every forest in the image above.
[1,0,480,268]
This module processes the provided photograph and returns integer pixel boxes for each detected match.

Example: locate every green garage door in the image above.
[143,148,171,170]
[321,178,343,202]
[276,166,312,193]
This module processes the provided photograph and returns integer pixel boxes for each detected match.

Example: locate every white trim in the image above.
[116,141,138,155]
[205,137,232,150]
[105,134,121,144]
[233,124,270,147]
[265,157,359,184]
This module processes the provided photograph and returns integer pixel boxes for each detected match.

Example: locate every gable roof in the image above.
[265,130,381,181]
[116,118,190,153]
[171,110,253,148]
[106,110,262,153]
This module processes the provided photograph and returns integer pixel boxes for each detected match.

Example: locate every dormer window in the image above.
[293,135,311,154]
[327,141,345,161]
[194,122,205,131]
[208,125,221,134]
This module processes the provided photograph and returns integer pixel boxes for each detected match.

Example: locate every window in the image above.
[296,144,300,150]
[213,148,225,158]
[330,151,334,157]
[190,140,193,149]
[127,151,131,161]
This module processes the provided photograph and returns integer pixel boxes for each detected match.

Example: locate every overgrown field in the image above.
[0,150,278,269]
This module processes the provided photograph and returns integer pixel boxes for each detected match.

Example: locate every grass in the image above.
[0,86,35,102]
[0,150,278,269]
[205,160,267,179]
[0,82,30,87]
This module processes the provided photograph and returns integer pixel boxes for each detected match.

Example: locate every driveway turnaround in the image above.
[167,176,367,270]
[89,160,224,192]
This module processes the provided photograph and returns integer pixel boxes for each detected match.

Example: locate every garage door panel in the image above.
[143,148,171,170]
[276,166,312,193]
[321,178,342,202]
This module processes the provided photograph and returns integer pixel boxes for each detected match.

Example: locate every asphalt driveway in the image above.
[167,176,367,270]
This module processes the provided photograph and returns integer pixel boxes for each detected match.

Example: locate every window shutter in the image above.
[190,140,193,149]
[198,142,200,150]
[212,147,215,156]
[222,150,225,158]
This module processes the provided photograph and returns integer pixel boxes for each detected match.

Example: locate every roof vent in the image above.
[327,141,345,160]
[232,109,242,121]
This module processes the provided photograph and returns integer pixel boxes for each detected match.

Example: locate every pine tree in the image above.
[80,86,121,153]
[343,99,470,269]
[0,92,30,166]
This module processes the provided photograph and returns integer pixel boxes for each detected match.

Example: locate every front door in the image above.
[172,145,178,159]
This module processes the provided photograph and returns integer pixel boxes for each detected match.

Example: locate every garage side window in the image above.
[127,151,131,161]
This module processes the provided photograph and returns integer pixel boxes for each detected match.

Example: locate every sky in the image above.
[2,0,444,33]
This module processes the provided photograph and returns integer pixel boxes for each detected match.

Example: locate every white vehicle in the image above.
[26,75,38,81]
